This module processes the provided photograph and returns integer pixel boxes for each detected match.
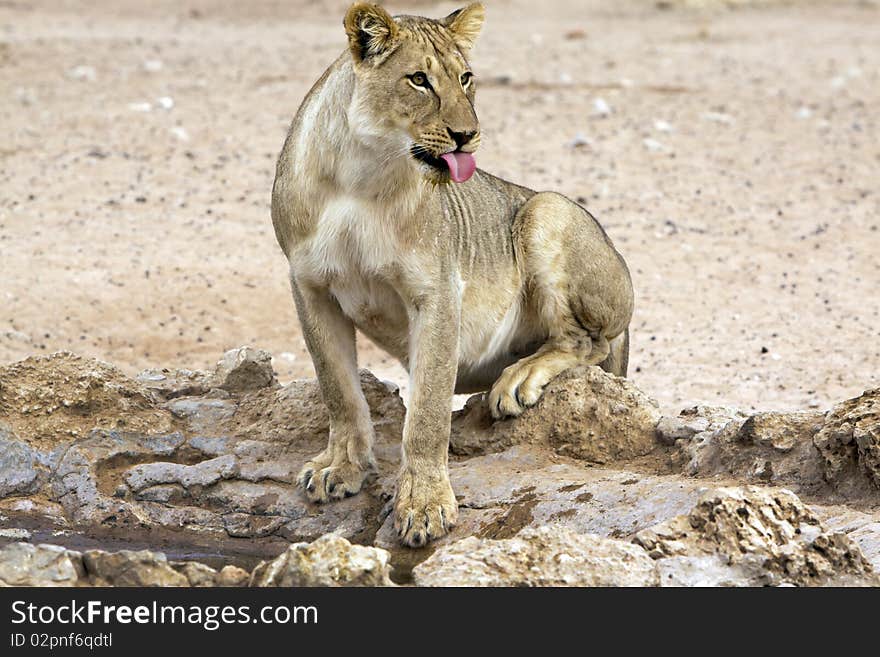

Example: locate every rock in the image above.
[0,543,85,587]
[656,415,702,445]
[202,480,300,517]
[211,347,277,393]
[592,96,612,116]
[106,367,402,545]
[170,126,190,141]
[250,535,395,587]
[816,506,880,573]
[82,549,190,587]
[135,484,188,504]
[173,561,249,587]
[0,498,67,526]
[633,487,812,561]
[451,366,661,463]
[136,367,212,399]
[676,407,833,496]
[276,501,379,544]
[413,526,658,587]
[51,430,186,524]
[702,111,734,125]
[567,132,592,149]
[136,501,226,533]
[223,513,287,538]
[167,397,237,434]
[664,405,746,454]
[173,561,218,587]
[634,487,877,586]
[814,388,880,487]
[643,137,666,152]
[739,411,825,452]
[448,445,706,537]
[187,435,231,457]
[216,565,250,587]
[374,444,714,578]
[0,426,41,497]
[234,440,297,483]
[0,528,32,540]
[373,444,714,579]
[67,65,96,81]
[682,404,749,431]
[656,554,766,587]
[0,542,251,588]
[52,444,136,524]
[846,523,880,572]
[124,454,239,492]
[657,405,747,446]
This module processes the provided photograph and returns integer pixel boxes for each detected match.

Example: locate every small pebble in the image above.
[68,65,96,81]
[593,97,612,116]
[702,111,734,125]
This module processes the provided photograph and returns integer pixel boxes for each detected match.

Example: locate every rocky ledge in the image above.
[1,347,879,586]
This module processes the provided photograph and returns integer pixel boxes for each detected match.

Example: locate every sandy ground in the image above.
[1,0,878,414]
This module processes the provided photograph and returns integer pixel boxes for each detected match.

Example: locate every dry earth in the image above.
[2,0,879,414]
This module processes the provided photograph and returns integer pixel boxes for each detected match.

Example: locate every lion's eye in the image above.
[409,72,429,88]
[460,72,473,88]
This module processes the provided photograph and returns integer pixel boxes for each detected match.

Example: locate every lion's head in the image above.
[343,2,484,184]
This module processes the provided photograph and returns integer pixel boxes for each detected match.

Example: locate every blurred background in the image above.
[1,0,878,414]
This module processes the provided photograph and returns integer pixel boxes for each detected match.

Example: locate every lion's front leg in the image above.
[291,275,377,503]
[393,286,461,547]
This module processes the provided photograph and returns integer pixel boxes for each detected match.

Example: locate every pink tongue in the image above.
[440,151,476,183]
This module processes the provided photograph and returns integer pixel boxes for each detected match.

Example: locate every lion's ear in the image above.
[344,3,399,63]
[442,3,485,52]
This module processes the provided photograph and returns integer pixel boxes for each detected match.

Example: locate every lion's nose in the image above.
[447,128,477,149]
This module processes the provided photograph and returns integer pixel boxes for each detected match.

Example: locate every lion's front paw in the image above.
[488,357,556,419]
[297,454,376,503]
[393,470,458,548]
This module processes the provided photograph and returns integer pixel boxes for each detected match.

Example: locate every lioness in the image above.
[271,3,633,547]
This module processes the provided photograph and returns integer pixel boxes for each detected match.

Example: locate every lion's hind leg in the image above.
[488,192,633,419]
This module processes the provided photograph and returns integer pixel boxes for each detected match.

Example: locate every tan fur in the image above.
[271,3,633,547]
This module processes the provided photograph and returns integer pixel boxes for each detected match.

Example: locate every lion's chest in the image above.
[298,196,402,276]
[296,196,413,359]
